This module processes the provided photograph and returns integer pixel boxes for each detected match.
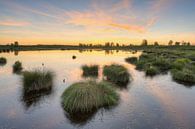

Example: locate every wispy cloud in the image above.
[0,20,30,26]
[64,0,166,33]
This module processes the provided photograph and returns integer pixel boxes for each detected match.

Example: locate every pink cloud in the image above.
[0,20,30,26]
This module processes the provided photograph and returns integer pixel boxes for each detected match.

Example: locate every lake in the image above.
[0,50,195,129]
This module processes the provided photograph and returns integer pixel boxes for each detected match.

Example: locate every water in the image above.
[0,50,195,129]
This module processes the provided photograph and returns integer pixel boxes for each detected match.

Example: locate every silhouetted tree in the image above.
[168,40,173,46]
[14,41,19,47]
[187,42,191,46]
[141,39,148,46]
[175,42,180,46]
[116,43,119,47]
[154,41,159,46]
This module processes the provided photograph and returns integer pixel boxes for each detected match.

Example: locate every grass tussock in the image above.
[61,80,119,113]
[82,65,98,77]
[125,57,138,64]
[0,57,7,65]
[13,61,23,73]
[145,66,159,76]
[171,69,195,85]
[103,64,130,85]
[22,69,54,92]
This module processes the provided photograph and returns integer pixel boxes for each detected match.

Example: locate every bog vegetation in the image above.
[103,64,130,86]
[0,57,6,65]
[82,65,99,77]
[13,61,23,73]
[22,69,54,92]
[126,49,195,85]
[61,80,119,113]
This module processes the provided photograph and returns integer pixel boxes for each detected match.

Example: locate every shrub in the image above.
[171,69,195,85]
[22,69,54,93]
[13,61,23,73]
[103,64,130,85]
[82,65,98,77]
[0,57,6,65]
[145,66,159,76]
[125,57,138,64]
[61,81,119,113]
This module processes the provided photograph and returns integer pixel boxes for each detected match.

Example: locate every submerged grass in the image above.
[61,80,119,113]
[82,65,98,77]
[13,61,23,73]
[103,64,130,85]
[22,69,54,92]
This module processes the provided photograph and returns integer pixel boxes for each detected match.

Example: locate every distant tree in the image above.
[105,42,110,47]
[182,41,187,46]
[110,42,114,47]
[14,41,19,47]
[168,40,173,46]
[116,43,120,47]
[187,42,191,46]
[175,42,180,46]
[154,41,159,46]
[141,39,148,46]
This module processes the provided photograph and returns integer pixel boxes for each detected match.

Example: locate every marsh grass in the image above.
[0,57,6,65]
[128,49,195,85]
[145,66,159,76]
[103,64,130,85]
[82,65,98,77]
[171,69,195,85]
[22,69,54,93]
[61,80,119,113]
[125,57,138,64]
[13,61,23,73]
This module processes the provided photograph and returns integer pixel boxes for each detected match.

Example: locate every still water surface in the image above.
[0,50,195,129]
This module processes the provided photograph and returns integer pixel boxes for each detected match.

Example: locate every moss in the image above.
[22,69,54,93]
[0,57,7,65]
[103,64,130,85]
[61,81,119,113]
[82,65,98,77]
[13,61,23,73]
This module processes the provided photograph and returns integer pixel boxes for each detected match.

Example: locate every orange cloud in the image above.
[0,21,30,26]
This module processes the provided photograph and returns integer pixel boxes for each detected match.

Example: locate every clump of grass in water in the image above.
[22,69,54,92]
[82,65,98,77]
[103,64,130,85]
[0,57,7,65]
[171,68,195,85]
[125,57,138,64]
[145,66,159,76]
[13,61,23,73]
[61,80,119,113]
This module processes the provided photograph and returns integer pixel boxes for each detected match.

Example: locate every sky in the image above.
[0,0,195,45]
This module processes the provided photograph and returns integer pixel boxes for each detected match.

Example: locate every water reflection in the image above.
[21,86,54,110]
[64,109,98,126]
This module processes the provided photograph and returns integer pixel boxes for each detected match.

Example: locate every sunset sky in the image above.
[0,0,195,45]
